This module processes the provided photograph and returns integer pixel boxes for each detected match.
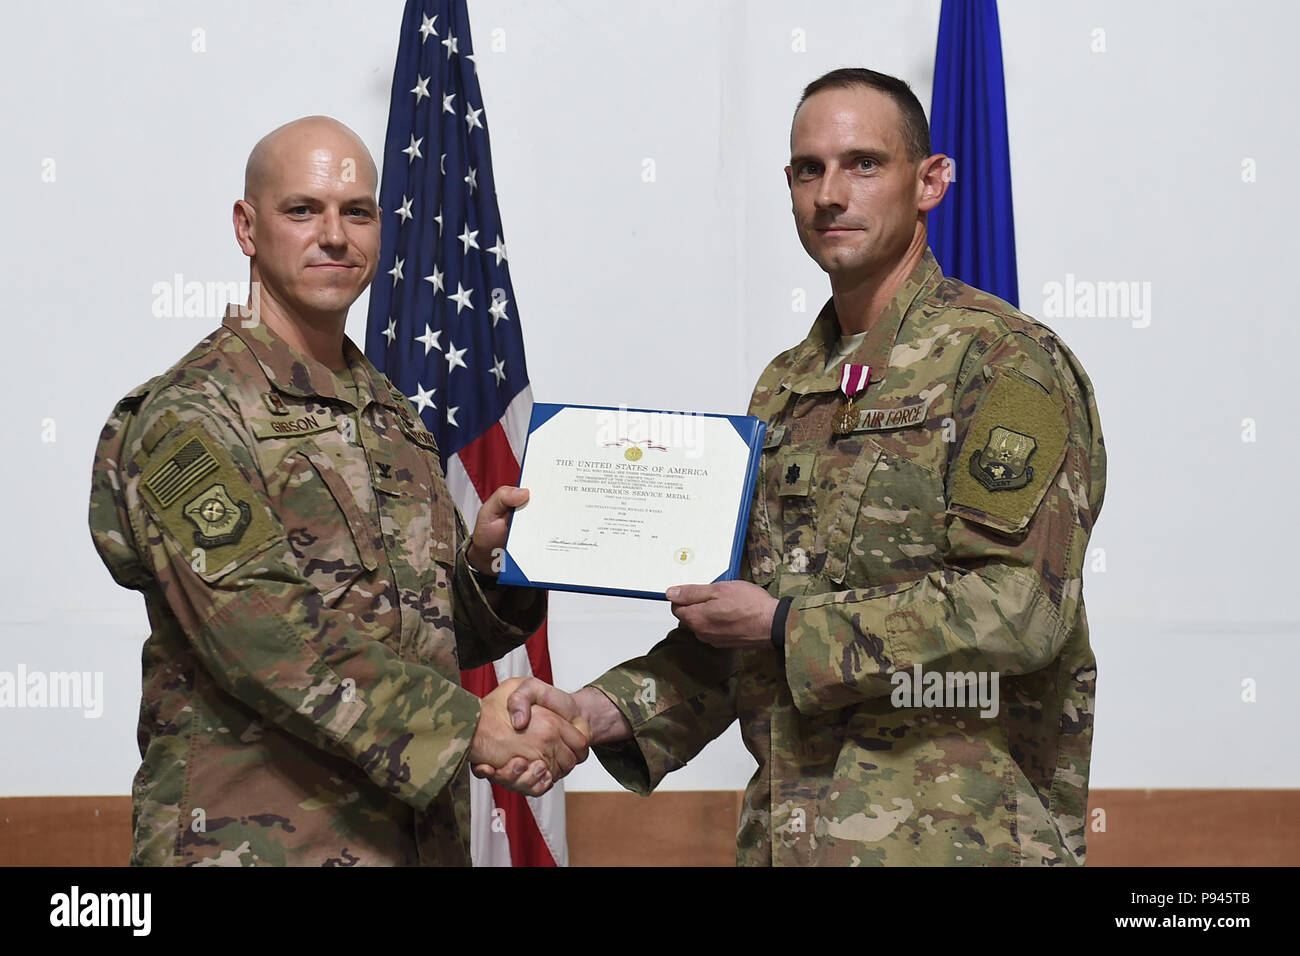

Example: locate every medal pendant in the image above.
[833,399,858,436]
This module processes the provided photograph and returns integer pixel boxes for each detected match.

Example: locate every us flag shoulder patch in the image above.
[143,433,218,508]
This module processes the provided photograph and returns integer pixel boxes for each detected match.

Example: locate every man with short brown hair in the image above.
[494,69,1106,867]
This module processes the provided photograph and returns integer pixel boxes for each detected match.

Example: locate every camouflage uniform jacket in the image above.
[89,308,545,866]
[589,249,1106,865]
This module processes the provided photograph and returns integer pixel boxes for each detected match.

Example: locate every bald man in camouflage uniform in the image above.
[89,117,586,866]
[493,69,1106,866]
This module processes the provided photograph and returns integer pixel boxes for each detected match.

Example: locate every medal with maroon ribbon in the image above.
[833,363,870,436]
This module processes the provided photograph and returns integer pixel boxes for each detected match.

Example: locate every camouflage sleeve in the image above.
[123,383,482,811]
[381,386,547,669]
[586,627,740,794]
[784,330,1101,715]
[450,507,547,671]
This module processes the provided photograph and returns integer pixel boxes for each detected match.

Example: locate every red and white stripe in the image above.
[839,363,871,398]
[446,385,568,867]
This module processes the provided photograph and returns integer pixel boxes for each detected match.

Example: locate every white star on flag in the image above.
[489,296,510,326]
[442,92,456,114]
[410,75,430,103]
[415,324,441,355]
[423,265,444,293]
[396,195,414,224]
[402,135,423,162]
[418,13,438,42]
[388,256,404,285]
[445,342,468,372]
[488,236,507,265]
[442,33,458,57]
[458,225,479,254]
[465,105,483,132]
[464,167,477,193]
[409,382,436,413]
[449,282,474,313]
[490,357,507,384]
[446,406,460,427]
[383,318,396,344]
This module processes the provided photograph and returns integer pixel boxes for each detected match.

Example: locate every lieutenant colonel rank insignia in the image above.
[970,426,1037,491]
[182,483,252,547]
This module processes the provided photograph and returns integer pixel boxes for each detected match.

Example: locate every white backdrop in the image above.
[1,0,1296,796]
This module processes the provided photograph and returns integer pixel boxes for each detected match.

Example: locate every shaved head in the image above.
[233,115,382,338]
[244,115,377,202]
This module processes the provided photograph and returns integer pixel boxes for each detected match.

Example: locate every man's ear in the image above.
[784,164,793,190]
[233,199,256,257]
[917,153,951,213]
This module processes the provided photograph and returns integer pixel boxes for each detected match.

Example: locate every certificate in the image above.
[497,403,766,600]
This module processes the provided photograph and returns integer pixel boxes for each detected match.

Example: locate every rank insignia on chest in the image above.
[970,426,1038,491]
[262,392,291,416]
[182,483,252,547]
[778,452,816,497]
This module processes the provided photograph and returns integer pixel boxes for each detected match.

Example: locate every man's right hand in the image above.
[468,677,591,797]
[473,678,632,790]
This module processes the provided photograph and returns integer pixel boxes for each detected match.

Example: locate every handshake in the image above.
[467,677,627,796]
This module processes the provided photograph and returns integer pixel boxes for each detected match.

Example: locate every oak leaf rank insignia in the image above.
[183,483,252,547]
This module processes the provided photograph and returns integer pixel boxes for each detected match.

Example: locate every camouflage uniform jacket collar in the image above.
[784,247,943,395]
[220,305,402,411]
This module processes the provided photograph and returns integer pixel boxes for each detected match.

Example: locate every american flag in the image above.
[365,0,565,867]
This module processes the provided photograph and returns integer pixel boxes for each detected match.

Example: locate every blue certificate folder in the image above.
[496,403,767,600]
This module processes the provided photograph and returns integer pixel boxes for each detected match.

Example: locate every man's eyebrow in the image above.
[279,194,378,209]
[790,147,891,167]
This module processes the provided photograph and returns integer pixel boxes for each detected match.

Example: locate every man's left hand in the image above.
[667,580,779,649]
[468,485,529,574]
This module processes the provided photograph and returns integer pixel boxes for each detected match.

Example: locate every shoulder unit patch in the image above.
[182,483,252,547]
[949,366,1069,534]
[970,426,1038,491]
[138,421,279,578]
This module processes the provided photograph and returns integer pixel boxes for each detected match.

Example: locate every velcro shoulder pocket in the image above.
[138,422,279,579]
[948,366,1069,536]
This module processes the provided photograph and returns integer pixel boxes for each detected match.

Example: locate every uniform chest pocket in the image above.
[834,435,948,588]
[819,440,883,585]
[274,439,383,604]
[759,441,877,585]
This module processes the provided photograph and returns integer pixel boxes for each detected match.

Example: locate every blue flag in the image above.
[365,0,529,469]
[929,0,1019,306]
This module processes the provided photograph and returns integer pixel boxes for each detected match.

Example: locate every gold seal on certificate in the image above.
[497,404,766,599]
